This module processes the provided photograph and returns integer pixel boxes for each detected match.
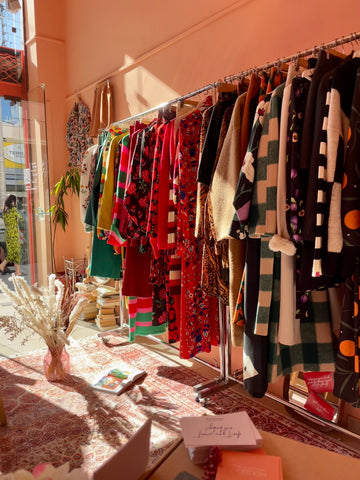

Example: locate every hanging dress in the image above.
[175,107,219,359]
[80,144,98,231]
[86,134,123,279]
[123,116,167,339]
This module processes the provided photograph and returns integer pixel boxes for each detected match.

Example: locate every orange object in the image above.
[216,450,283,480]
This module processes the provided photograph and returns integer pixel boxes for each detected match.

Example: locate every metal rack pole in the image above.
[191,298,235,401]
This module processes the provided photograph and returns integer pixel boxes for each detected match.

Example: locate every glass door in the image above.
[0,85,52,286]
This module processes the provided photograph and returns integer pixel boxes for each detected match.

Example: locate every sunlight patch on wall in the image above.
[123,54,179,116]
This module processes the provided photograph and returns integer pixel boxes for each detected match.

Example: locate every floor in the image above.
[1,283,360,457]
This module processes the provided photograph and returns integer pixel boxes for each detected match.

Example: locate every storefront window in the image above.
[0,1,52,284]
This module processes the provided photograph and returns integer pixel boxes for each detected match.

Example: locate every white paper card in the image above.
[180,411,262,449]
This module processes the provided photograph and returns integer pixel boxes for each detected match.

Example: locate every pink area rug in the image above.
[0,334,359,476]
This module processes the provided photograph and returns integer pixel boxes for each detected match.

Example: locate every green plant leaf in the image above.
[50,167,80,232]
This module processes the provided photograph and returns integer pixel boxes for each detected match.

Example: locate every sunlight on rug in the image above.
[0,334,359,475]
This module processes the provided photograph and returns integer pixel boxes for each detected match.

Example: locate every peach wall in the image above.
[65,0,360,117]
[26,0,360,429]
[59,0,360,270]
[26,0,360,270]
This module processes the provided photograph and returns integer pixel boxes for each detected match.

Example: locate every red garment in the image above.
[157,120,174,251]
[123,119,158,245]
[156,119,181,343]
[119,122,148,241]
[122,239,153,297]
[176,107,219,359]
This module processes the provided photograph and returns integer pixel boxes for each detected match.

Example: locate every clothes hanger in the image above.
[326,48,347,59]
[176,98,200,118]
[324,39,347,60]
[180,99,199,107]
[217,82,238,94]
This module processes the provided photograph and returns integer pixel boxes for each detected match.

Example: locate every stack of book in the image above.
[95,285,120,331]
[179,412,263,464]
[81,301,98,321]
[75,282,98,322]
[95,306,118,331]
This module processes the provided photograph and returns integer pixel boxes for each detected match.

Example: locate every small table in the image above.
[148,430,360,480]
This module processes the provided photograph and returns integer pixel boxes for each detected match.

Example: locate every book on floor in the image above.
[96,285,119,297]
[96,314,117,323]
[96,297,119,308]
[91,366,146,395]
[95,317,119,331]
[80,310,98,321]
[180,412,263,464]
[215,450,283,480]
[98,306,116,315]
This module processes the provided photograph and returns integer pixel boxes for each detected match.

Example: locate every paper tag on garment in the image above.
[304,390,336,421]
[303,371,334,393]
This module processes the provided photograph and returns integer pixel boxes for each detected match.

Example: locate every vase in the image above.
[43,344,71,381]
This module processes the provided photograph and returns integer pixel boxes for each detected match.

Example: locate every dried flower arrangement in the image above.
[0,274,88,350]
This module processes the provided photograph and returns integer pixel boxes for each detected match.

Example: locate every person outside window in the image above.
[0,194,22,276]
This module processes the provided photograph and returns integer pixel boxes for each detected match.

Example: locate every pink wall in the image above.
[58,0,360,269]
[26,0,360,268]
[65,0,360,117]
[26,0,360,429]
[59,0,360,269]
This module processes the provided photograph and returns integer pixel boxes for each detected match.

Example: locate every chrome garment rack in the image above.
[107,30,360,440]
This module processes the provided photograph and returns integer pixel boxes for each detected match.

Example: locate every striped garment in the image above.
[268,282,336,384]
[231,97,271,239]
[249,84,284,336]
[249,83,284,238]
[311,89,331,278]
[128,296,166,343]
[147,110,176,241]
[166,253,181,343]
[156,119,182,343]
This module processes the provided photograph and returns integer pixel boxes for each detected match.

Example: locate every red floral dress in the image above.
[124,119,158,248]
[175,107,219,358]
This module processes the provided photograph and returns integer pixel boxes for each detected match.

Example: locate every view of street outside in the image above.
[0,1,31,284]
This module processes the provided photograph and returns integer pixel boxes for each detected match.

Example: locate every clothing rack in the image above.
[108,30,360,439]
[112,31,360,127]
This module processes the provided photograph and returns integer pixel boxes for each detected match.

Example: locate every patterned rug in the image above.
[0,334,359,476]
